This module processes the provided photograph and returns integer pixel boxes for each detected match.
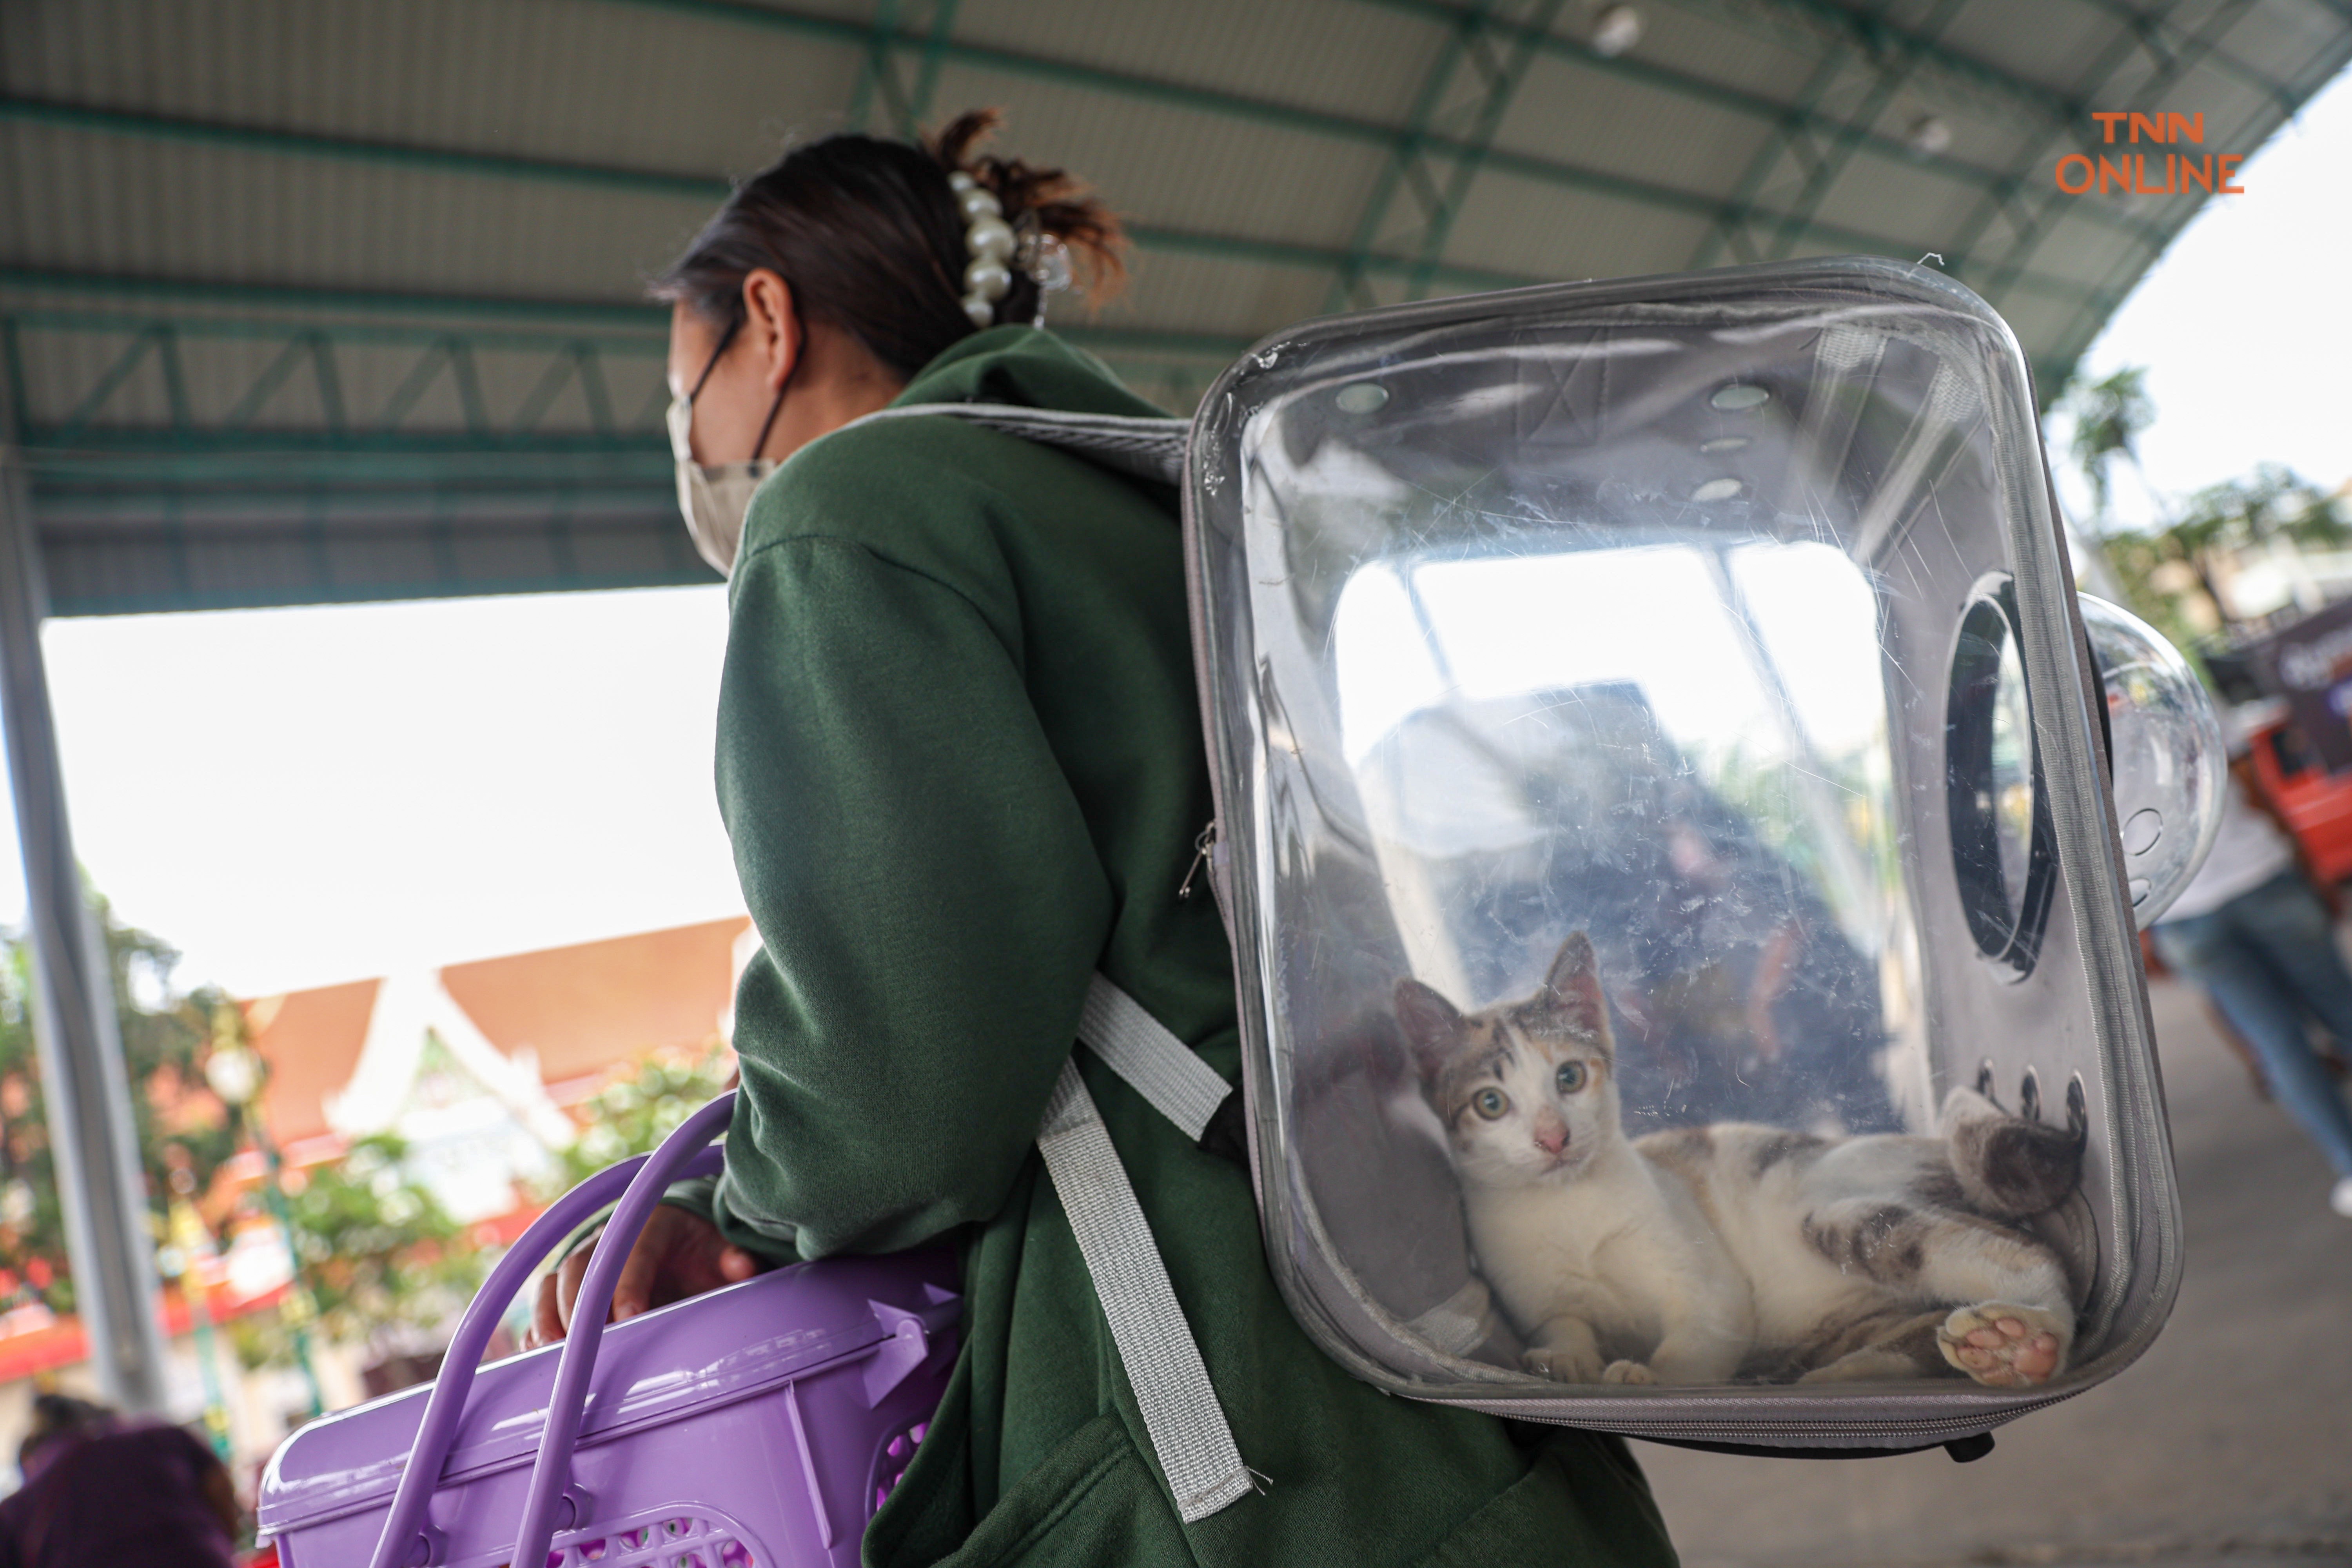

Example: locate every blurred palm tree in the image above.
[2065,366,2156,527]
[2061,367,2348,637]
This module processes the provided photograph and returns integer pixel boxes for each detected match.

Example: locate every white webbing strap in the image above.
[1075,973,1233,1142]
[1035,1056,1253,1523]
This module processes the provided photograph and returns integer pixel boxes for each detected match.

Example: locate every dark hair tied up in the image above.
[653,109,1126,383]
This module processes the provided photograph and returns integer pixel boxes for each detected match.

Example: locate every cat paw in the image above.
[1937,1303,2070,1387]
[1521,1345,1603,1383]
[1601,1360,1656,1385]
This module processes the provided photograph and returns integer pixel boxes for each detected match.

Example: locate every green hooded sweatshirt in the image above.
[683,324,1678,1568]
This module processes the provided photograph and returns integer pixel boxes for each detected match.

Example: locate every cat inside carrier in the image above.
[1177,255,2220,1452]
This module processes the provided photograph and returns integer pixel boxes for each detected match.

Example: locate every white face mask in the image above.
[668,391,774,577]
[668,319,784,578]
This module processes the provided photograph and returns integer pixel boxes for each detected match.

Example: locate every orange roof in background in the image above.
[243,978,381,1144]
[440,917,749,1083]
[240,917,752,1140]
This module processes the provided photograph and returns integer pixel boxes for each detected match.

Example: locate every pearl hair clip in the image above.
[950,171,1014,328]
[951,169,1071,329]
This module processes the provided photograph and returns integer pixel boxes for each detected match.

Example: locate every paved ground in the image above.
[1635,975,2352,1568]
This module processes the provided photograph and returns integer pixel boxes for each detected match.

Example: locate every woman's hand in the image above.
[522,1206,762,1349]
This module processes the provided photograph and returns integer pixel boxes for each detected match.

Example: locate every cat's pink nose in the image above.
[1534,1118,1568,1155]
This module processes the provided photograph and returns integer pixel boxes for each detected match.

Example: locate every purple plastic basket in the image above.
[257,1093,960,1568]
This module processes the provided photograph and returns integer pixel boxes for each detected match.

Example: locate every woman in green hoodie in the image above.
[531,111,1677,1568]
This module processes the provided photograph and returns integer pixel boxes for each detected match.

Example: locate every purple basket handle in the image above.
[509,1091,742,1568]
[365,1092,737,1568]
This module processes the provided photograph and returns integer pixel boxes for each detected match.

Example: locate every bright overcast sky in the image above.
[0,587,744,996]
[0,67,2346,998]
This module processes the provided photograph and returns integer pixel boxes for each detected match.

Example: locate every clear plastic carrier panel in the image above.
[1184,257,2187,1441]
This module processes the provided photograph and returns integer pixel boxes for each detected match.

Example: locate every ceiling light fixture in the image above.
[1592,5,1643,58]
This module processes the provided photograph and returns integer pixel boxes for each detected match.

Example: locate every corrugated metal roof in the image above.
[2,0,2345,614]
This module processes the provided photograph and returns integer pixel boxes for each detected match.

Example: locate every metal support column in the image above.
[0,447,168,1412]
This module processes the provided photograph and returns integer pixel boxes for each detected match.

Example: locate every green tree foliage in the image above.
[2168,464,2350,611]
[549,1042,735,1191]
[2091,528,2211,668]
[2062,367,2348,642]
[2111,464,2351,638]
[0,898,483,1373]
[0,898,239,1316]
[226,1134,483,1370]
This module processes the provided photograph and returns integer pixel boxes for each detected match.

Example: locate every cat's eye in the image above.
[1555,1062,1588,1094]
[1472,1088,1509,1120]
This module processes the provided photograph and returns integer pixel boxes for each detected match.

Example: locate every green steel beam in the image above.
[1756,0,1972,261]
[0,294,1239,455]
[0,266,673,328]
[155,326,191,429]
[27,432,668,470]
[1407,16,1571,296]
[846,0,907,134]
[595,0,2143,288]
[0,96,722,202]
[0,282,1248,362]
[309,332,347,430]
[1647,0,2083,121]
[1328,0,1571,312]
[630,0,2100,148]
[1685,48,1844,269]
[1126,223,1542,294]
[2,90,2107,305]
[685,0,2202,276]
[906,0,960,126]
[0,96,1547,297]
[847,0,961,136]
[1328,9,1482,313]
[7,305,669,356]
[1351,0,2175,260]
[0,317,28,441]
[57,326,162,431]
[11,308,670,443]
[33,478,672,509]
[44,568,723,620]
[2069,0,2309,114]
[217,333,318,429]
[1393,0,1573,297]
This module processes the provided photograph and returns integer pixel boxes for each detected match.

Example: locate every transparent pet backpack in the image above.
[887,256,2222,1479]
[1168,252,2229,1458]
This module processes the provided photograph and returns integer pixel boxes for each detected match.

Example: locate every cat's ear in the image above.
[1538,932,1610,1040]
[1394,978,1464,1082]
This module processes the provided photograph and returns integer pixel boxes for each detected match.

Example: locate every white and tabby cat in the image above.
[1396,933,2083,1388]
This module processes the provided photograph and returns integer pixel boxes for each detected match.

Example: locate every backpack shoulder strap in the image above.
[1076,974,1232,1142]
[1034,1058,1255,1522]
[1026,973,1256,1523]
[848,401,1188,487]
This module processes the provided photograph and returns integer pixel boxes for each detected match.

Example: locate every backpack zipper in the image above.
[1178,820,1218,901]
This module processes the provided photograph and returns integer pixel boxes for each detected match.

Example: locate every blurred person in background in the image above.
[525,111,1675,1568]
[0,1393,240,1568]
[2152,722,2352,1218]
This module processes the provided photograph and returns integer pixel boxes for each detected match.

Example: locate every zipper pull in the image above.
[1178,820,1218,901]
